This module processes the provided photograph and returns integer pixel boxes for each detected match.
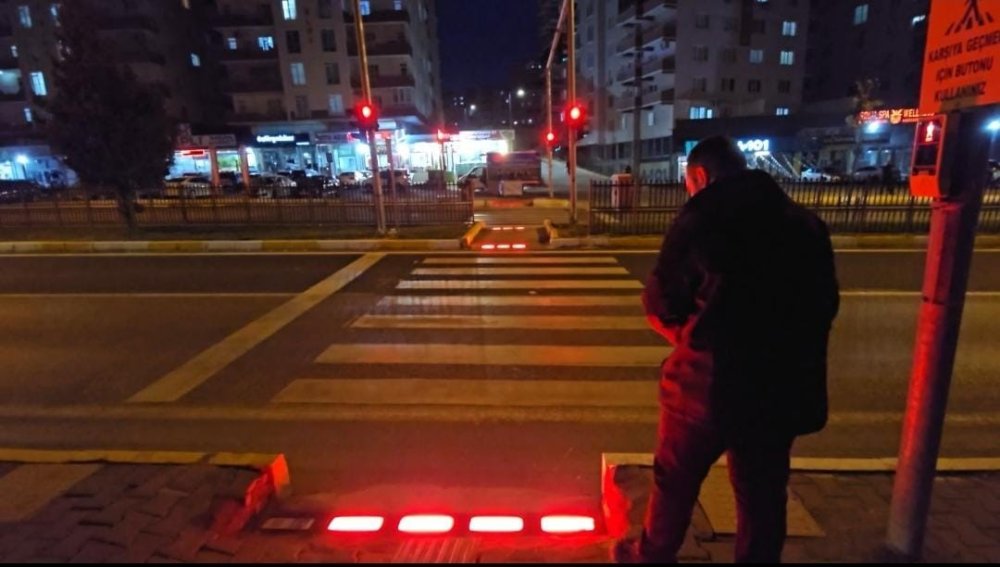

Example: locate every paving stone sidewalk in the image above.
[0,461,997,563]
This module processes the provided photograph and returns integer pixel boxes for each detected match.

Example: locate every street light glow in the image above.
[865,121,883,134]
[16,154,28,165]
[988,119,1000,133]
[516,88,526,98]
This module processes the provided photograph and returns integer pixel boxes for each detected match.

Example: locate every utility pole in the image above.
[886,105,994,559]
[546,69,554,198]
[631,0,644,179]
[567,0,578,224]
[351,0,386,235]
[544,0,569,200]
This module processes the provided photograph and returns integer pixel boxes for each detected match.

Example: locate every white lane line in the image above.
[410,266,630,276]
[377,295,641,307]
[397,280,643,290]
[127,253,385,403]
[0,293,295,299]
[352,314,650,330]
[315,343,667,367]
[272,378,657,407]
[420,257,619,265]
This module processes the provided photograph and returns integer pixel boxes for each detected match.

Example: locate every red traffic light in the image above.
[918,119,942,144]
[355,102,379,129]
[565,104,586,128]
[545,131,556,144]
[436,129,451,142]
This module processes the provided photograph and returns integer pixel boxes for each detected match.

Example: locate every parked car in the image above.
[336,171,369,187]
[163,176,212,198]
[800,167,842,182]
[364,169,411,192]
[851,166,884,183]
[250,173,297,198]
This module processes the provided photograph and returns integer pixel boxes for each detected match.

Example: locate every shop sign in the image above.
[256,134,297,144]
[920,0,1000,113]
[191,134,237,148]
[858,108,932,125]
[736,139,771,153]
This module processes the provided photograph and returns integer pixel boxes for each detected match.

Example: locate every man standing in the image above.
[614,137,840,563]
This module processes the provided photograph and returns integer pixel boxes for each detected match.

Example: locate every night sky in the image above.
[436,0,541,92]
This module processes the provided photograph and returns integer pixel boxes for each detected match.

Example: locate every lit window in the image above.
[290,62,306,85]
[912,14,926,26]
[647,111,654,127]
[854,3,869,25]
[181,0,191,8]
[782,21,797,36]
[30,71,46,96]
[780,50,795,65]
[190,53,201,67]
[328,93,344,113]
[23,107,32,123]
[776,107,790,116]
[258,36,275,51]
[10,45,17,58]
[689,106,713,120]
[18,5,32,28]
[226,37,237,50]
[360,1,371,16]
[50,4,59,25]
[282,0,297,20]
[394,0,403,10]
[749,49,764,63]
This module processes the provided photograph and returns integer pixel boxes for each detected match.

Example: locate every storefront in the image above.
[403,130,513,179]
[0,144,76,187]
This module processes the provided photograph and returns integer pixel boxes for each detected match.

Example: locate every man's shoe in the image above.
[611,537,642,564]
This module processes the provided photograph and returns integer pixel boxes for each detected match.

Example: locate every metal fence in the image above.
[589,180,1000,235]
[0,182,474,229]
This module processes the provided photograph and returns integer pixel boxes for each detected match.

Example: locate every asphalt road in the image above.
[0,250,997,513]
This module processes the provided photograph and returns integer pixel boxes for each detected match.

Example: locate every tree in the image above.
[46,1,174,230]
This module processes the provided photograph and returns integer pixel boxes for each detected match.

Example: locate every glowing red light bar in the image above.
[398,515,454,534]
[469,516,524,533]
[512,244,527,250]
[481,244,496,250]
[327,516,384,532]
[500,226,514,231]
[515,226,526,231]
[540,515,595,534]
[497,244,512,250]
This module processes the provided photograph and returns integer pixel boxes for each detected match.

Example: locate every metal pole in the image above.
[351,0,385,234]
[886,106,993,560]
[567,0,577,224]
[386,134,397,229]
[508,92,513,127]
[631,0,643,180]
[546,68,554,198]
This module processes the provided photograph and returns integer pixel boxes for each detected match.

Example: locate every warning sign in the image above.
[920,0,1000,113]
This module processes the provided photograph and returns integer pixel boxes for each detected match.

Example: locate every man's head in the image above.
[685,136,747,196]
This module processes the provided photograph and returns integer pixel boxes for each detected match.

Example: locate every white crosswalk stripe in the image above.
[276,254,661,409]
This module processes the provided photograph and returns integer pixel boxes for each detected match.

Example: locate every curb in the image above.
[0,239,462,253]
[461,221,487,249]
[0,448,290,535]
[549,234,1000,250]
[540,219,558,244]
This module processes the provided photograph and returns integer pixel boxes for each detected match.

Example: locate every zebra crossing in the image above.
[270,254,665,409]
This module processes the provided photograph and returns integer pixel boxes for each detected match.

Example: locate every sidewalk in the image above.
[0,452,997,562]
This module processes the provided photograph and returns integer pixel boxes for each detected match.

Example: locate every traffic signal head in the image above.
[909,115,952,198]
[565,104,586,129]
[545,131,556,144]
[355,102,378,129]
[437,129,447,142]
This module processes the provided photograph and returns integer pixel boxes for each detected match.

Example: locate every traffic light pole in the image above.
[351,0,386,235]
[886,105,994,560]
[545,69,554,199]
[567,0,577,224]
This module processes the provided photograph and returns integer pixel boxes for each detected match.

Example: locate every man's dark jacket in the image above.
[645,169,840,438]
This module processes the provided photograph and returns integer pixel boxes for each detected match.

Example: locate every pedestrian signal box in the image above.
[909,115,952,198]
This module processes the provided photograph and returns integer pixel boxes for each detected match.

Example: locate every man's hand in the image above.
[642,275,680,345]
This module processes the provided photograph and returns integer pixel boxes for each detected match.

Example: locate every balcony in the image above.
[618,0,677,26]
[381,103,427,121]
[229,111,287,123]
[343,9,411,24]
[618,56,676,84]
[0,89,26,102]
[616,89,674,112]
[0,57,18,70]
[617,23,677,54]
[210,11,275,28]
[347,40,413,57]
[351,73,415,88]
[224,79,284,94]
[219,48,279,62]
[99,15,160,33]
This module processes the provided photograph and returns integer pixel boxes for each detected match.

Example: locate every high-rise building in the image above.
[0,0,219,183]
[570,0,810,177]
[804,0,929,109]
[211,0,441,132]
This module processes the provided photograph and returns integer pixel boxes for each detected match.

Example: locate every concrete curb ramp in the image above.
[0,448,289,532]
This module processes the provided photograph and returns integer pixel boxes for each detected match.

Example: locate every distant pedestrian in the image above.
[613,136,840,564]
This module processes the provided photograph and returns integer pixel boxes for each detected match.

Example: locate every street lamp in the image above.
[987,119,1000,133]
[507,88,525,127]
